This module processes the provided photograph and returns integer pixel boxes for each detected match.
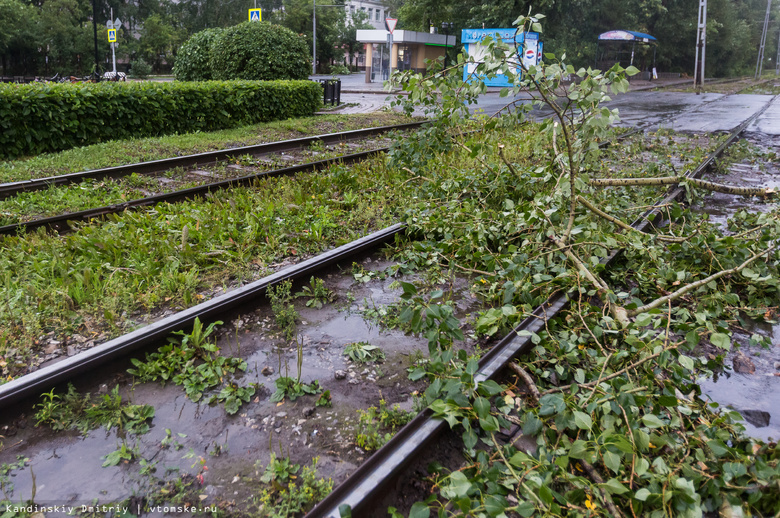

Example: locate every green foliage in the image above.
[383,8,780,516]
[315,389,332,407]
[270,376,322,402]
[209,21,310,81]
[211,382,257,415]
[343,341,385,364]
[295,277,335,309]
[268,280,299,341]
[328,64,351,75]
[354,399,415,451]
[0,80,322,158]
[34,384,155,435]
[255,456,332,517]
[101,441,139,467]
[129,58,153,79]
[172,28,224,81]
[128,318,254,413]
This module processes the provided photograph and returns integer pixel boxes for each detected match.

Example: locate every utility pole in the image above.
[693,0,707,92]
[776,28,780,74]
[312,1,341,75]
[92,0,99,73]
[756,0,772,79]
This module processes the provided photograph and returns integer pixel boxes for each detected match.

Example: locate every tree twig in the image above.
[508,362,540,404]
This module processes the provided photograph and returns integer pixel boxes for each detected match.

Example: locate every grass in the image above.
[0,122,720,382]
[0,137,398,225]
[0,112,416,183]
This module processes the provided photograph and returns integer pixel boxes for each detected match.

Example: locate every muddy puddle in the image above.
[692,132,780,442]
[0,255,482,515]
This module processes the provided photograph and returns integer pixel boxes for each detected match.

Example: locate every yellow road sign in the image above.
[249,8,262,21]
[107,29,117,42]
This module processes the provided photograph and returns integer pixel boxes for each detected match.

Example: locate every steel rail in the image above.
[0,224,405,408]
[0,148,386,235]
[304,96,777,518]
[0,122,426,200]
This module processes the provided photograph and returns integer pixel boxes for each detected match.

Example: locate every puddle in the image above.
[0,256,482,513]
[692,133,780,441]
[698,322,780,442]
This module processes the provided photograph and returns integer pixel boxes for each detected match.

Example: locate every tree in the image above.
[338,8,372,69]
[277,0,347,73]
[137,13,186,73]
[0,0,31,75]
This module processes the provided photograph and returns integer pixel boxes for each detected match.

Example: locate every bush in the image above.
[172,28,224,81]
[209,21,310,81]
[329,64,351,75]
[0,80,322,158]
[130,58,153,79]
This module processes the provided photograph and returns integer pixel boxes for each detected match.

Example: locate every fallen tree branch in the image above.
[590,176,775,197]
[578,460,626,518]
[627,245,779,316]
[576,196,691,243]
[542,345,677,396]
[590,176,680,187]
[548,233,630,326]
[687,177,775,197]
[508,362,540,404]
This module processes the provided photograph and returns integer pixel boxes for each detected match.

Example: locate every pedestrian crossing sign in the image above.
[249,9,262,21]
[107,29,117,42]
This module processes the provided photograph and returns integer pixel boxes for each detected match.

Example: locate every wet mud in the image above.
[0,255,482,514]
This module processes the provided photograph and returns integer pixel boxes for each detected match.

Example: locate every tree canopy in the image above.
[1,0,778,77]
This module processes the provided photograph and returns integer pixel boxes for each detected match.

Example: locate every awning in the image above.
[598,30,656,43]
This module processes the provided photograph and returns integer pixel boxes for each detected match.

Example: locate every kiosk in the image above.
[461,29,542,87]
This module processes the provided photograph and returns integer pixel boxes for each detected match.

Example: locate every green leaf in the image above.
[678,355,695,371]
[569,440,590,459]
[573,411,592,430]
[601,478,629,495]
[710,332,731,350]
[634,488,651,501]
[641,414,665,428]
[448,471,472,498]
[539,393,565,416]
[473,397,491,419]
[409,502,430,518]
[603,450,621,473]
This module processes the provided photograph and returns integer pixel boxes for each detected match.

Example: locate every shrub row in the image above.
[0,80,322,159]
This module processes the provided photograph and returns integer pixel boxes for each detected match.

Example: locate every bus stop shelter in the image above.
[595,30,657,79]
[356,29,454,83]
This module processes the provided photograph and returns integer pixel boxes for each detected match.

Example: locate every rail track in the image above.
[0,122,425,235]
[0,94,776,516]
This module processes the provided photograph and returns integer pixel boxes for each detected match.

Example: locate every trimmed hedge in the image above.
[210,22,310,81]
[0,80,322,159]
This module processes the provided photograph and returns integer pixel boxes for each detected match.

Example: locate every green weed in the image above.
[295,277,334,309]
[128,318,254,414]
[34,384,154,435]
[254,456,332,518]
[270,377,322,403]
[267,281,299,341]
[343,341,385,364]
[354,399,414,451]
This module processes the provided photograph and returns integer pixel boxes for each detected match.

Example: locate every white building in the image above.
[346,0,388,30]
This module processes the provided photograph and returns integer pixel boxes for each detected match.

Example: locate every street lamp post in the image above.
[313,0,342,74]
